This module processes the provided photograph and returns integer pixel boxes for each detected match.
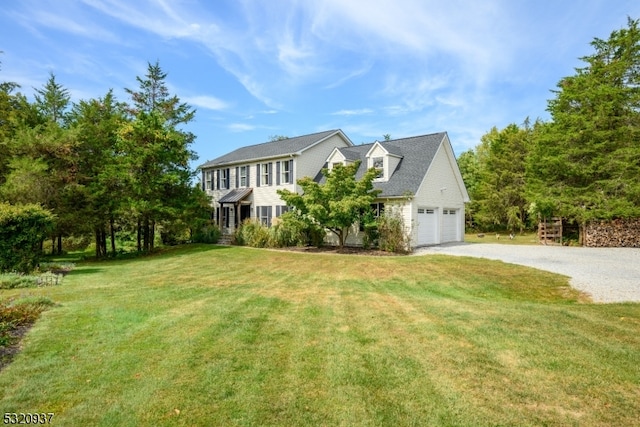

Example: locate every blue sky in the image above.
[2,1,639,169]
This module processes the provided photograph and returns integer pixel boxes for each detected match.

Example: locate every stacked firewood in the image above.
[585,218,640,247]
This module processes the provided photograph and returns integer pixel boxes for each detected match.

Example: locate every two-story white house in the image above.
[199,129,470,247]
[198,130,353,231]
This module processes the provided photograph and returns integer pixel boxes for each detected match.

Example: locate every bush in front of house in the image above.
[234,219,270,247]
[377,210,411,253]
[233,212,325,249]
[192,223,221,244]
[273,211,325,247]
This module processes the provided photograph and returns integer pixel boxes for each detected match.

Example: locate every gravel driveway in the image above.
[414,243,640,303]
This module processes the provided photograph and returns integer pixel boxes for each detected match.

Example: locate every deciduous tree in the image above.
[277,161,380,247]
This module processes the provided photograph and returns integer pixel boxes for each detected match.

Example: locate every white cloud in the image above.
[228,123,255,132]
[183,95,228,111]
[331,109,374,116]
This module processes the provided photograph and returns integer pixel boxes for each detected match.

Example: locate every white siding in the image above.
[326,149,346,169]
[252,158,296,214]
[409,136,467,246]
[296,133,351,185]
[203,132,351,232]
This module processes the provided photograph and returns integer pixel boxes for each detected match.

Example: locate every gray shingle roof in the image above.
[335,132,447,198]
[199,129,347,168]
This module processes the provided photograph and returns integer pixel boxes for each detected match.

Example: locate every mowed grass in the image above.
[0,245,639,426]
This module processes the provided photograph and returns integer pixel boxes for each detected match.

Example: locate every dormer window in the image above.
[373,157,384,178]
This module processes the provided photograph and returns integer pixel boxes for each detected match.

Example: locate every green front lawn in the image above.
[1,245,638,426]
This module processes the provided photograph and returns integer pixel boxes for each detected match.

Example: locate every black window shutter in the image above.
[267,206,272,225]
[216,169,220,190]
[246,165,250,187]
[268,163,273,186]
[256,164,261,186]
[235,167,239,188]
[226,168,230,189]
[276,161,281,185]
[202,171,205,191]
[289,159,293,183]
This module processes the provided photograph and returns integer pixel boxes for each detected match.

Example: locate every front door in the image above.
[240,205,251,224]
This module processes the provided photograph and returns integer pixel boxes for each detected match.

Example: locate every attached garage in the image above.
[416,207,461,246]
[441,208,460,243]
[417,208,438,246]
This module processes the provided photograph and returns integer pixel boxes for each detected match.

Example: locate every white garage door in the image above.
[442,209,459,242]
[417,208,437,245]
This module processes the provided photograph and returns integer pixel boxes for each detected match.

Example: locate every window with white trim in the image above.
[261,164,270,186]
[373,157,384,178]
[220,168,229,189]
[281,160,291,184]
[205,170,212,190]
[239,166,247,187]
[371,202,385,217]
[257,206,272,226]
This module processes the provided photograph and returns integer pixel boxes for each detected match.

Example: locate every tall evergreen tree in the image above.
[33,72,70,126]
[528,18,640,240]
[70,91,127,257]
[4,74,76,253]
[122,61,198,252]
[475,122,532,232]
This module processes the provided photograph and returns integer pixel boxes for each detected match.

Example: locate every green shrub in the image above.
[235,219,271,248]
[62,235,92,251]
[269,215,308,247]
[160,220,192,246]
[0,263,72,289]
[192,223,221,244]
[234,213,326,248]
[278,211,325,247]
[377,210,410,253]
[39,262,75,274]
[360,210,380,249]
[0,273,39,289]
[0,203,55,273]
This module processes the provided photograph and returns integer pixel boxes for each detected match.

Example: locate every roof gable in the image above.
[199,129,351,168]
[324,132,447,198]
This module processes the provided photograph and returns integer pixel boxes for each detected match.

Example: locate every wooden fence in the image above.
[538,217,562,245]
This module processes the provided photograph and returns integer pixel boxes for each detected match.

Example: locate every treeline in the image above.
[0,61,212,259]
[459,18,640,242]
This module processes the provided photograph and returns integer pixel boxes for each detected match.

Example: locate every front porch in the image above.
[218,188,253,235]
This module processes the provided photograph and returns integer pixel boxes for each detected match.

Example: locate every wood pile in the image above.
[585,218,640,247]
